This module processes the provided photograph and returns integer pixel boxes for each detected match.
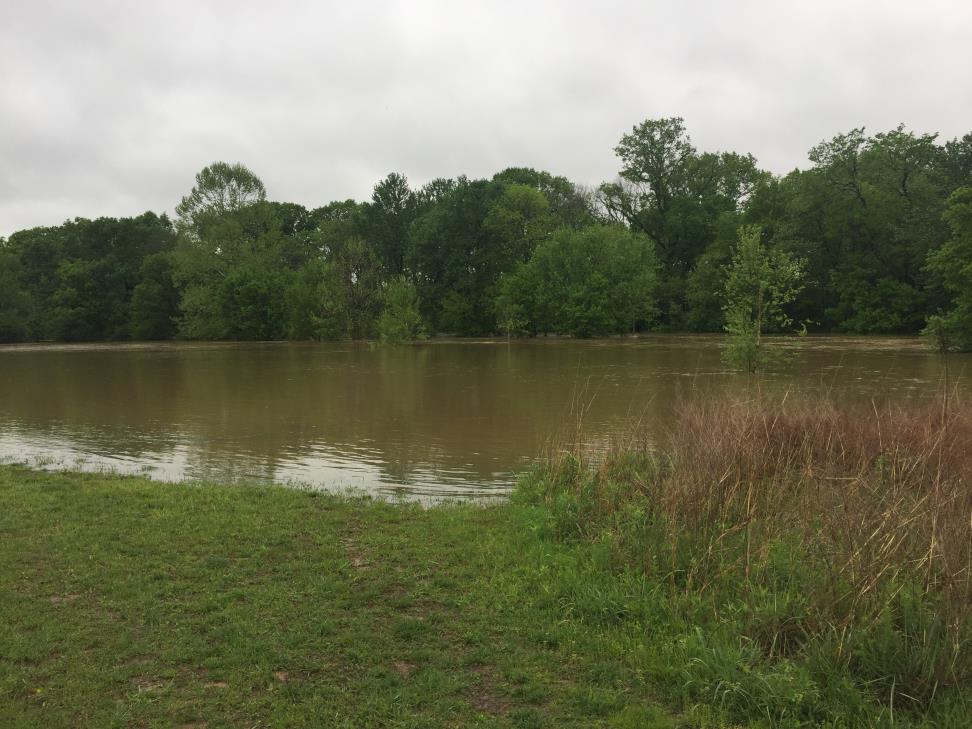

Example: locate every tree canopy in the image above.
[2,119,970,349]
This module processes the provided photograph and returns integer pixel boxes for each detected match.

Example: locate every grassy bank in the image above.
[1,467,675,729]
[1,397,970,727]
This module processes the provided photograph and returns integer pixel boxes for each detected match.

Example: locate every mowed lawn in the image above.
[0,466,671,729]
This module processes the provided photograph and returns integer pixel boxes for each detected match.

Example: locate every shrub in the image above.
[378,276,426,343]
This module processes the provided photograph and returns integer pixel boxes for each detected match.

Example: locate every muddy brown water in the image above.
[1,336,968,500]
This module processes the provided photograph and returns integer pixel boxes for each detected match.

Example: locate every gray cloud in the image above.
[2,0,971,236]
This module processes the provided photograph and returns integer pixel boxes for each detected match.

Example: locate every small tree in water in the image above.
[378,276,427,344]
[923,187,972,353]
[722,225,805,372]
[494,278,527,339]
[921,187,972,419]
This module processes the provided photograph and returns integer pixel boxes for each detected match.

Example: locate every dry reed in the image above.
[528,392,972,706]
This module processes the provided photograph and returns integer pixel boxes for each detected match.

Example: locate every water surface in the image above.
[1,336,967,499]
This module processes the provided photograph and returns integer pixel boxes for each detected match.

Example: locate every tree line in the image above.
[1,118,970,348]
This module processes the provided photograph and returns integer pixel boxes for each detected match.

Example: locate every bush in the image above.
[378,276,426,343]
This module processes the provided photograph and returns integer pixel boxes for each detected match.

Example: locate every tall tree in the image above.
[171,165,306,340]
[4,225,69,337]
[491,167,594,228]
[602,117,696,262]
[407,177,503,334]
[175,162,267,233]
[359,173,417,275]
[482,183,553,264]
[216,264,291,341]
[600,118,768,326]
[938,133,972,190]
[752,125,950,333]
[172,202,288,339]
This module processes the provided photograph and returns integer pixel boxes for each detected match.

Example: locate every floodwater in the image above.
[0,336,968,500]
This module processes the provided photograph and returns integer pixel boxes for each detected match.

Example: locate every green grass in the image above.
[0,466,678,729]
[1,449,968,728]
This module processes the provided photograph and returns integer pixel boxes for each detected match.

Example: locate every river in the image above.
[1,336,968,499]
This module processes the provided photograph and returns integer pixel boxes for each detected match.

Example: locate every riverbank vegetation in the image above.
[3,395,969,727]
[524,394,972,726]
[1,120,971,347]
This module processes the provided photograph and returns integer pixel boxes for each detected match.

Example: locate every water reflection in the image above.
[0,337,967,499]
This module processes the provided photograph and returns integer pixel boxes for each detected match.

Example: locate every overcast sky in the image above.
[1,0,970,237]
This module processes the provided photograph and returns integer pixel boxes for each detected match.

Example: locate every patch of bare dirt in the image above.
[467,665,510,716]
[132,677,165,693]
[342,536,368,570]
[48,593,81,605]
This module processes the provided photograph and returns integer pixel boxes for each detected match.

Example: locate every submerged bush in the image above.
[378,275,426,343]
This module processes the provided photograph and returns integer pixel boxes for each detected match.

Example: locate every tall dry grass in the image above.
[661,395,971,613]
[523,393,972,713]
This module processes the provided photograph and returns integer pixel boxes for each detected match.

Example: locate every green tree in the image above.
[750,125,950,334]
[923,187,972,351]
[5,226,64,337]
[494,279,528,339]
[18,213,177,341]
[499,226,659,337]
[600,118,768,326]
[491,167,594,229]
[407,177,505,335]
[0,248,31,342]
[216,265,291,340]
[172,202,288,339]
[5,223,104,341]
[378,276,426,343]
[130,253,180,340]
[46,258,122,341]
[300,238,383,339]
[171,164,309,340]
[722,226,805,372]
[482,184,553,264]
[175,162,267,233]
[286,260,327,340]
[308,199,363,258]
[938,133,972,190]
[407,176,561,335]
[359,173,416,275]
